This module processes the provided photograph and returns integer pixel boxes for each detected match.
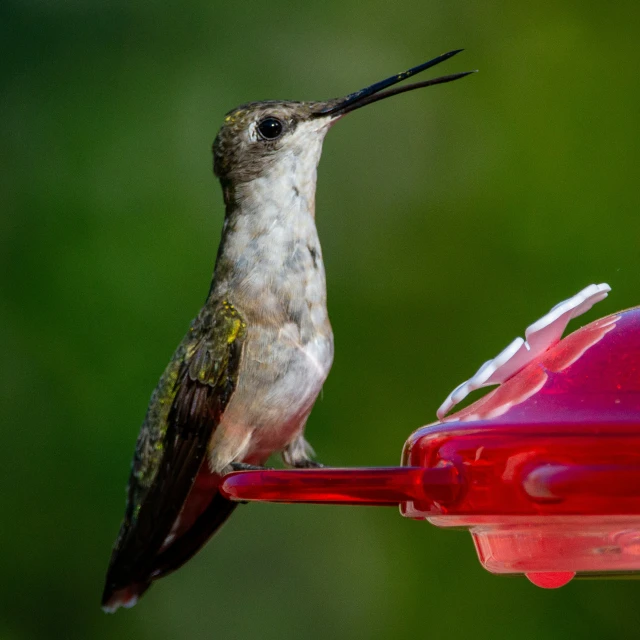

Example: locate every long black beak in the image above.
[314,50,475,117]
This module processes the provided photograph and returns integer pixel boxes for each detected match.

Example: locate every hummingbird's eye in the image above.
[256,117,283,140]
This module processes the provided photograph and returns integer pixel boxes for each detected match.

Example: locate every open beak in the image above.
[313,50,475,117]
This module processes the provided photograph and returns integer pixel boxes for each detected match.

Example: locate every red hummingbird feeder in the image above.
[221,284,640,589]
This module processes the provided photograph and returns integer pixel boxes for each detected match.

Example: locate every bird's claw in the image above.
[229,462,273,472]
[292,459,325,469]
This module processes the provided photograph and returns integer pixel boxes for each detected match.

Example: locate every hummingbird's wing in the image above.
[102,300,246,610]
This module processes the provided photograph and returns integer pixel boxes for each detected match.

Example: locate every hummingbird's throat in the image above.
[212,118,331,303]
[232,118,330,223]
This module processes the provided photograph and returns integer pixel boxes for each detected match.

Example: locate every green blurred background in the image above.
[3,0,640,638]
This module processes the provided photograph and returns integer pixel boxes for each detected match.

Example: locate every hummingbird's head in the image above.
[213,50,475,191]
[213,100,322,186]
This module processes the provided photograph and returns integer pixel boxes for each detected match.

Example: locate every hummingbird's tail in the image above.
[101,487,237,612]
[101,581,151,613]
[150,490,238,580]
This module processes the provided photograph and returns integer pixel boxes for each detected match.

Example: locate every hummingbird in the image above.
[102,50,474,612]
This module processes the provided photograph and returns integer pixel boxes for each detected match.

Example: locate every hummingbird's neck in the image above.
[210,135,327,314]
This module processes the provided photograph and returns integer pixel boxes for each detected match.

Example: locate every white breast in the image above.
[206,118,335,471]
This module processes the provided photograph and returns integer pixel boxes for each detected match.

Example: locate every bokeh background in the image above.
[4,0,640,638]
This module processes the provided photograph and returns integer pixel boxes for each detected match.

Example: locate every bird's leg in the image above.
[282,434,325,468]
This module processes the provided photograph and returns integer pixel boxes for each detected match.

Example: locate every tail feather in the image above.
[102,581,151,613]
[151,491,237,580]
[101,490,237,612]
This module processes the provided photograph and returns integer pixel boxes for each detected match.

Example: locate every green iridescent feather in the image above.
[103,298,246,597]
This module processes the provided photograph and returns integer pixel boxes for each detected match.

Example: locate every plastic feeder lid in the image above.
[221,285,640,588]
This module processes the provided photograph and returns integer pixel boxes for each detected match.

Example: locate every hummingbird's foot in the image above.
[292,459,325,469]
[282,434,325,468]
[229,462,271,472]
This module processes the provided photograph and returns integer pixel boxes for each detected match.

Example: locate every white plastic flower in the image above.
[437,283,611,420]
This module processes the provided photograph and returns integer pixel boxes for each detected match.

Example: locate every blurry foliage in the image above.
[3,0,640,638]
